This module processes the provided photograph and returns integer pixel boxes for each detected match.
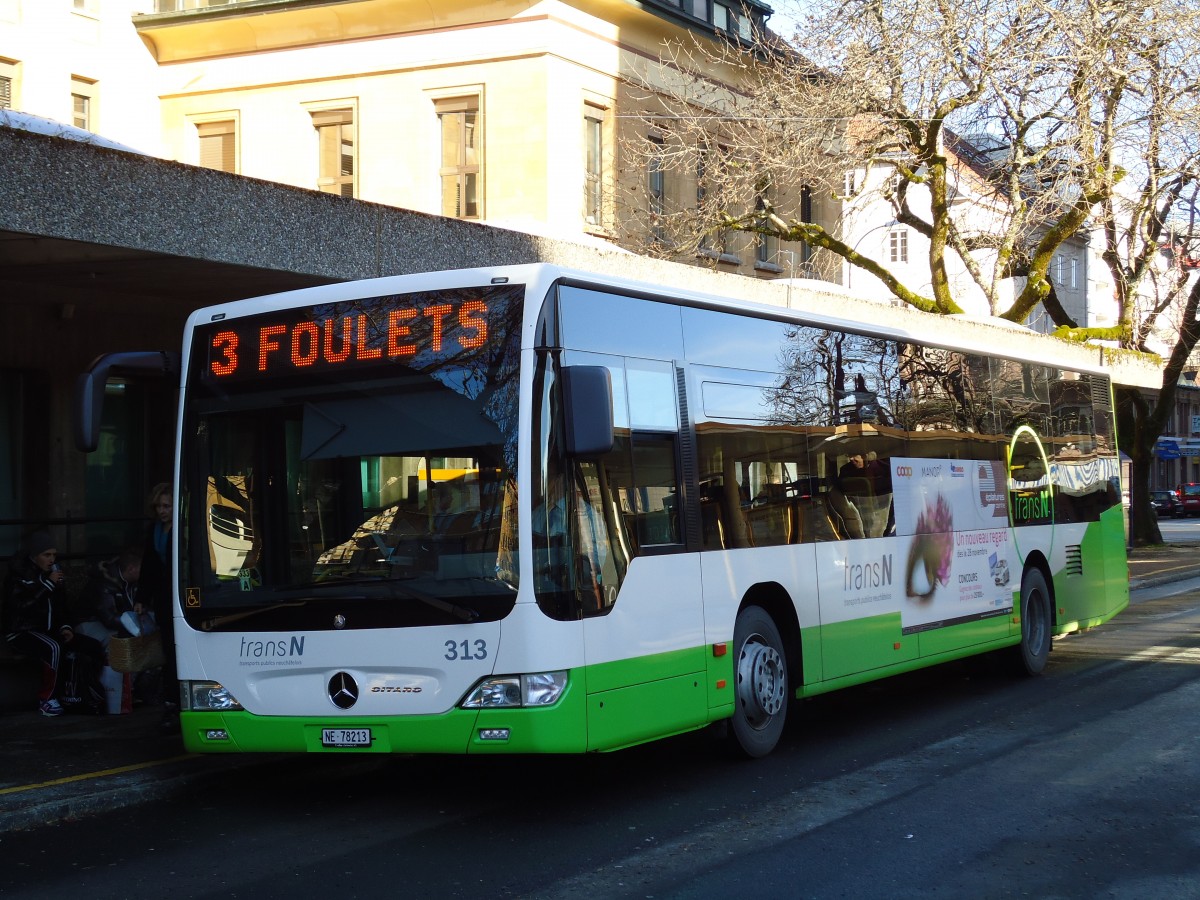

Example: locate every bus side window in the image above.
[614,358,683,551]
[629,433,681,546]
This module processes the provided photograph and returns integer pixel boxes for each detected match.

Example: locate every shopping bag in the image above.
[109,634,165,673]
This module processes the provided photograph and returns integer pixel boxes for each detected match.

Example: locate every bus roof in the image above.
[185,262,1161,388]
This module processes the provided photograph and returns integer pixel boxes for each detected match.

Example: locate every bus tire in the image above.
[1012,568,1051,676]
[728,605,788,758]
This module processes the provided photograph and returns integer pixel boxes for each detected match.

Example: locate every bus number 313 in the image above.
[445,639,488,661]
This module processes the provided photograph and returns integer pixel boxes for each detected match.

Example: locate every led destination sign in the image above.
[202,290,507,383]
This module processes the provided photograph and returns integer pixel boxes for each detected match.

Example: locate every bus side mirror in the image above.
[75,351,180,452]
[560,365,614,458]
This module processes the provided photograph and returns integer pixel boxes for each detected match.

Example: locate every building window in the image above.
[712,3,752,38]
[788,185,814,269]
[71,77,96,131]
[843,170,859,198]
[72,93,89,129]
[756,232,775,266]
[695,144,735,261]
[755,178,777,266]
[0,59,17,112]
[1070,257,1078,289]
[889,228,908,263]
[0,63,11,110]
[584,105,606,227]
[197,119,236,173]
[437,97,481,219]
[311,108,355,199]
[648,134,665,244]
[696,147,710,250]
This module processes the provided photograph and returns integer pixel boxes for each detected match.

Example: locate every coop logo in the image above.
[895,465,913,478]
[239,636,305,659]
[950,464,966,477]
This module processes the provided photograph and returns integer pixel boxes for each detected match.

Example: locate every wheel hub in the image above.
[737,638,786,725]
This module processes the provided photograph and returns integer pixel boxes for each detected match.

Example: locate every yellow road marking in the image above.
[0,755,195,796]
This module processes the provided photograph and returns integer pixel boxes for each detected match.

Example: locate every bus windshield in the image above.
[179,283,523,632]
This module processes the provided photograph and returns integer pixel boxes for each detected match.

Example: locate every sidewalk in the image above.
[2,543,1198,834]
[0,702,258,833]
[1126,541,1200,590]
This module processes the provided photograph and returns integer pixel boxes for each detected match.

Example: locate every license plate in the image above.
[322,728,372,748]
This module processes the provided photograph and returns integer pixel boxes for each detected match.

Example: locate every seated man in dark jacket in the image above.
[3,531,104,716]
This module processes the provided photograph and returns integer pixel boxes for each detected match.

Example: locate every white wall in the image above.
[0,1,163,153]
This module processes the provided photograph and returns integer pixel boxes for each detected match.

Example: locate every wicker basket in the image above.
[108,634,164,673]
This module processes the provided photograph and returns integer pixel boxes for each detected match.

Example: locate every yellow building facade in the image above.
[136,0,790,275]
[2,0,825,276]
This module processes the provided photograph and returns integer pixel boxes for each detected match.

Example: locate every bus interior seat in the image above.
[822,488,865,540]
[744,502,794,546]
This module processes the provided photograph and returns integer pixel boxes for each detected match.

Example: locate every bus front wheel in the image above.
[1013,568,1051,676]
[729,606,788,758]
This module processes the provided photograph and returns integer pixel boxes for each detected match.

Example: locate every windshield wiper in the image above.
[199,600,312,632]
[202,577,479,627]
[289,576,479,621]
[385,580,479,623]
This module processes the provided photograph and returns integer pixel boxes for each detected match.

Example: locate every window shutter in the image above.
[312,109,354,197]
[197,121,235,173]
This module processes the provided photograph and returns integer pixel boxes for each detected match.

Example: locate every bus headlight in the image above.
[461,671,567,708]
[184,681,244,712]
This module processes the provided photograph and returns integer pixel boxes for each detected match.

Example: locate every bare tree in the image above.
[618,0,1200,544]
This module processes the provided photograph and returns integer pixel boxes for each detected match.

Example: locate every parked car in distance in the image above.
[1175,483,1200,516]
[1151,489,1179,517]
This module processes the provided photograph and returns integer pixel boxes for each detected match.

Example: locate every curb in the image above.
[0,754,263,834]
[1130,570,1200,591]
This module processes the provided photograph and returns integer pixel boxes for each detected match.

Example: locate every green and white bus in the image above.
[78,263,1128,757]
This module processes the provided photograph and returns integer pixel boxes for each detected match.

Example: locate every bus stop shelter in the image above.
[0,121,595,559]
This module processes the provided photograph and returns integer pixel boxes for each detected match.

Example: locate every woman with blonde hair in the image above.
[140,482,177,731]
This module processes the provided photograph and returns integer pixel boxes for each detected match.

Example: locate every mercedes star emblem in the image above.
[328,672,359,709]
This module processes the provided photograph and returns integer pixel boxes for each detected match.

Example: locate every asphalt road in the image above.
[1154,513,1200,543]
[3,579,1199,900]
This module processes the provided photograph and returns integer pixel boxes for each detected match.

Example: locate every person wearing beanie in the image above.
[3,531,104,716]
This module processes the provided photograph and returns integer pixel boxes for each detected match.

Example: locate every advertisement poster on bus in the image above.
[890,457,1012,634]
[815,457,1014,635]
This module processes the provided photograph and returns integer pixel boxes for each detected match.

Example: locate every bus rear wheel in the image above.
[729,606,788,758]
[1012,568,1051,676]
